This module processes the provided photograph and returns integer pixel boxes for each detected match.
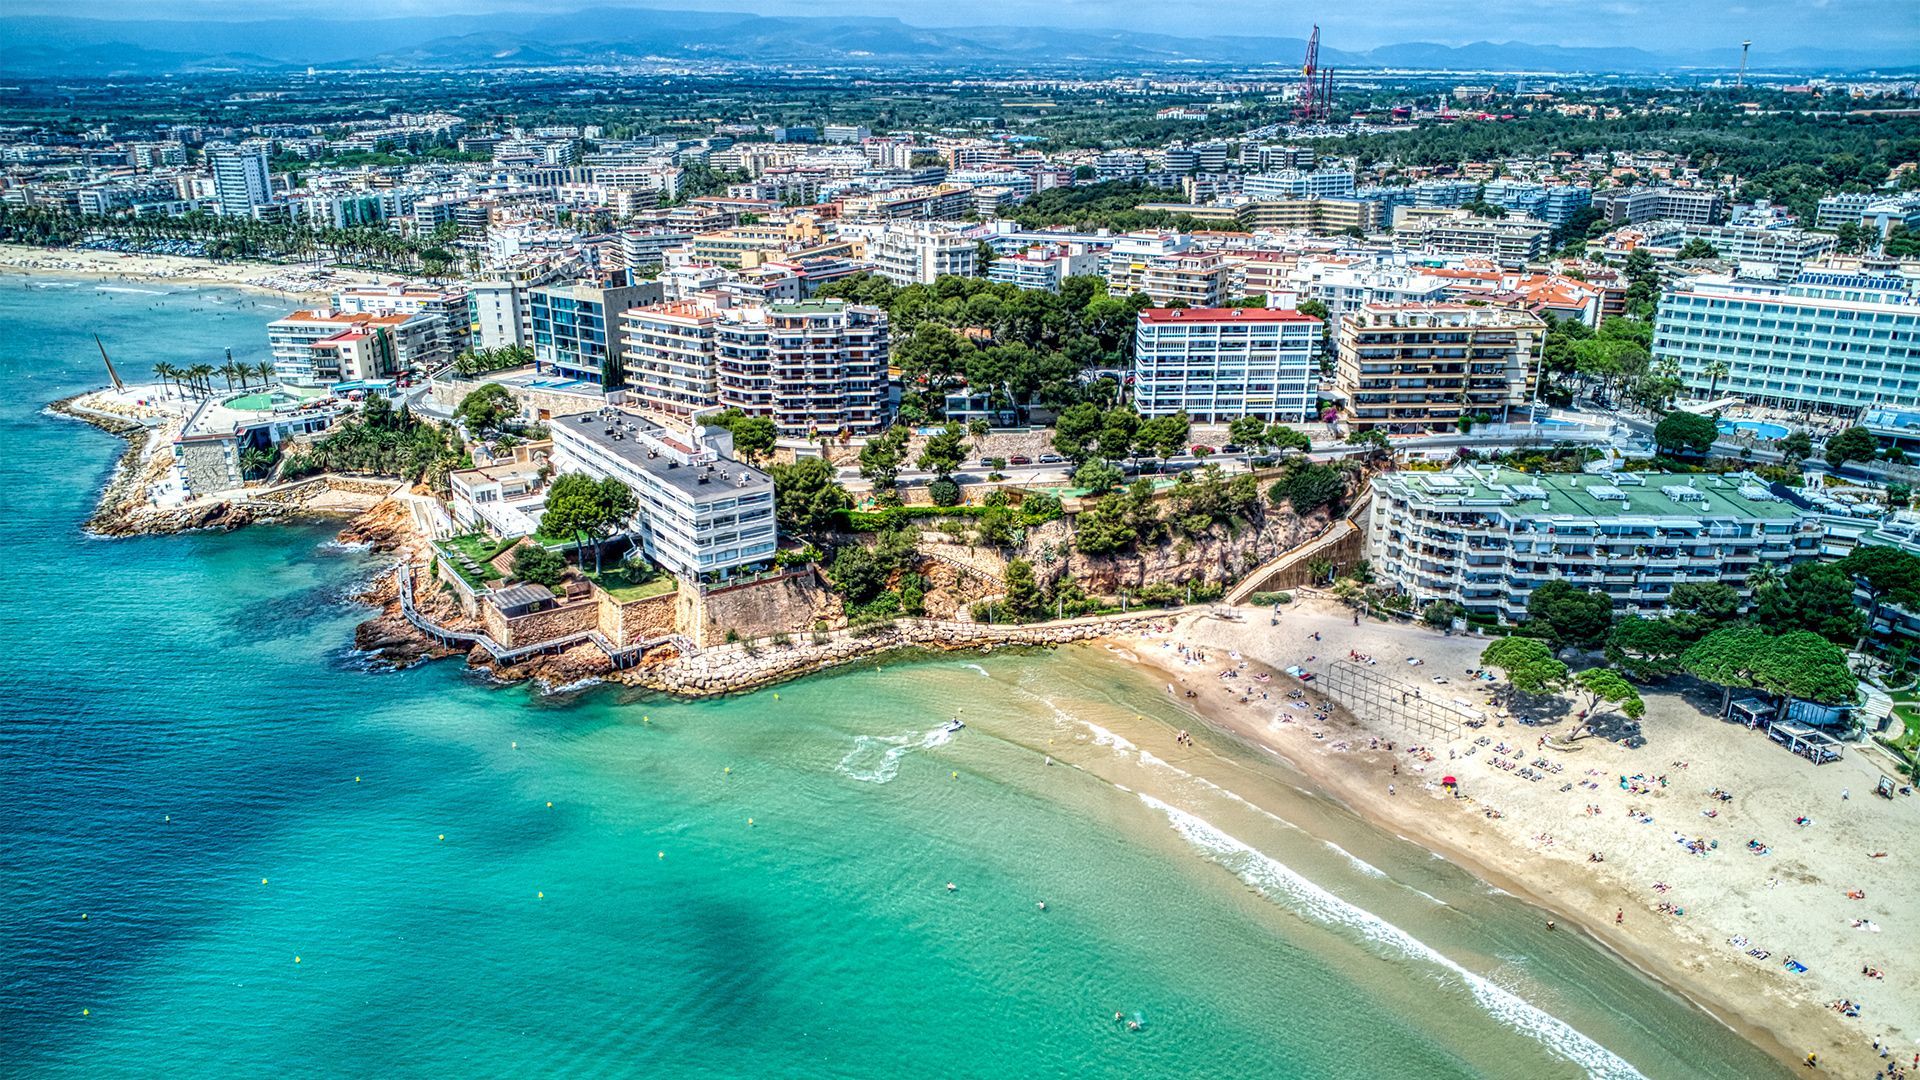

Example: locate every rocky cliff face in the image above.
[1026,504,1331,596]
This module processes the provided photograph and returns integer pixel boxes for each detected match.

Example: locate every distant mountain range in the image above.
[2,8,1913,77]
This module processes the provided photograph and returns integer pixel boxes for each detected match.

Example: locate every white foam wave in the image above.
[1138,794,1645,1080]
[1138,749,1168,769]
[539,675,603,695]
[1322,839,1389,879]
[1081,721,1138,753]
[963,663,990,677]
[835,726,953,784]
[95,285,168,295]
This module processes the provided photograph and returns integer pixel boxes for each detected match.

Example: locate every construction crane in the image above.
[1738,40,1752,89]
[1293,25,1325,123]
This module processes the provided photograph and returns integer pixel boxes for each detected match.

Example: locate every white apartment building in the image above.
[1241,169,1357,200]
[1131,307,1324,422]
[549,408,777,579]
[1653,271,1920,415]
[865,224,980,285]
[266,309,444,387]
[623,298,890,436]
[987,243,1104,292]
[1688,226,1837,280]
[331,283,472,359]
[206,143,271,217]
[1368,466,1817,622]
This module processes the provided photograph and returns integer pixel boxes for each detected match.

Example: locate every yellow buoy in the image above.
[294,956,301,964]
[82,1008,90,1016]
[773,693,779,700]
[355,776,361,783]
[537,891,544,899]
[164,815,170,822]
[747,818,755,826]
[81,914,87,920]
[951,771,958,779]
[438,834,445,841]
[657,851,665,859]
[724,767,731,775]
[546,801,553,808]
[261,878,268,885]
[512,741,518,748]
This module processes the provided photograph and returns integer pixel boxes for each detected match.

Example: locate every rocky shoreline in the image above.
[52,392,392,537]
[333,495,1181,698]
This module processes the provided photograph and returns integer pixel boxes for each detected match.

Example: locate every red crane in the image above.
[1293,25,1321,122]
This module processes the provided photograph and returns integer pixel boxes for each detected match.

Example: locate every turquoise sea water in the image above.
[0,277,1790,1079]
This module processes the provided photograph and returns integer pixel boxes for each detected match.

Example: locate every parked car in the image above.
[1009,454,1033,465]
[1037,453,1065,464]
[1190,444,1216,456]
[1221,443,1243,454]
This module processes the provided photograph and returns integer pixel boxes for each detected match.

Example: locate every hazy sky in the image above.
[15,0,1919,52]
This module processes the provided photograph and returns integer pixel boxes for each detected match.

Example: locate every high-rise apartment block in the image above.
[1336,303,1546,431]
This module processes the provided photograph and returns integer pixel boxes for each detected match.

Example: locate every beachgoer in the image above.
[1616,909,1624,925]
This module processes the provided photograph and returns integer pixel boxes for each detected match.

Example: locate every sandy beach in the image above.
[1107,597,1918,1078]
[0,243,405,303]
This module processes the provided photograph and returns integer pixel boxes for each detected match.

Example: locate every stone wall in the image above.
[433,557,484,617]
[431,373,594,422]
[597,590,677,648]
[482,596,598,648]
[675,567,841,648]
[176,440,233,497]
[629,611,1176,697]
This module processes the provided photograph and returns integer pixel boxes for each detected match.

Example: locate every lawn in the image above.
[586,564,676,603]
[439,534,511,587]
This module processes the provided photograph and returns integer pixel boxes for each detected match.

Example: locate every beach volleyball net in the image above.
[1322,660,1470,742]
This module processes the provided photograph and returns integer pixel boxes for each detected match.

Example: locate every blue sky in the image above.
[16,0,1919,52]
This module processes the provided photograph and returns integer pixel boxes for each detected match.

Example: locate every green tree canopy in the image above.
[510,543,568,590]
[1652,410,1719,458]
[1756,562,1865,645]
[768,457,852,540]
[857,426,911,505]
[454,383,516,434]
[916,422,970,480]
[1480,636,1570,703]
[1824,425,1881,468]
[1525,580,1615,648]
[1603,615,1691,681]
[1571,667,1645,737]
[1748,630,1858,706]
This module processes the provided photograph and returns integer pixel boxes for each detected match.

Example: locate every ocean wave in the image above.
[963,663,990,677]
[1138,793,1646,1080]
[95,285,169,295]
[539,676,603,696]
[1080,720,1138,753]
[835,726,954,784]
[318,538,374,554]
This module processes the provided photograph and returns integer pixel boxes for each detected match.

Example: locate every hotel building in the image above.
[527,281,660,386]
[1653,271,1920,416]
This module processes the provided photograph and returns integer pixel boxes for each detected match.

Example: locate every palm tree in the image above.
[219,363,238,390]
[187,364,216,398]
[257,361,275,386]
[151,363,176,397]
[1704,360,1730,399]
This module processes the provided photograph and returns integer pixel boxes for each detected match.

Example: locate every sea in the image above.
[0,276,1789,1079]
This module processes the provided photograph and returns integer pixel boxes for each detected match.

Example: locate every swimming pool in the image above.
[1718,419,1790,440]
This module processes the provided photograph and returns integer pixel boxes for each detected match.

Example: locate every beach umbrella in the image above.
[1443,776,1457,786]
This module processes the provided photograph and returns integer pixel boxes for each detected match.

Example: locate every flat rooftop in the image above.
[1378,466,1801,521]
[560,410,772,501]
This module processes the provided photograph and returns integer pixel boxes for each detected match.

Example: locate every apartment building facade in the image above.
[267,308,443,387]
[548,408,777,579]
[623,299,890,436]
[1368,466,1815,622]
[865,224,981,285]
[1131,307,1323,422]
[1336,303,1546,431]
[527,281,660,386]
[1653,271,1920,415]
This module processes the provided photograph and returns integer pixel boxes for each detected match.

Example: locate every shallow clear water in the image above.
[0,277,1787,1078]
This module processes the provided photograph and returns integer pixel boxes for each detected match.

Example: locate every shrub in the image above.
[927,478,962,506]
[1249,591,1293,606]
